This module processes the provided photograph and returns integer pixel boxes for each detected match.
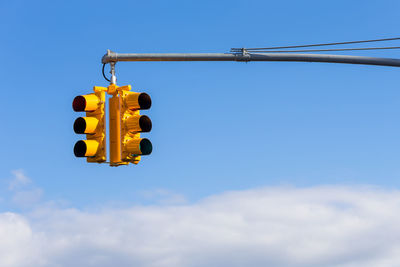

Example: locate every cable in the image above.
[102,63,111,82]
[243,46,400,53]
[231,37,400,51]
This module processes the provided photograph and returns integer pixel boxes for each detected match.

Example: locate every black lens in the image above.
[74,140,87,157]
[138,93,152,109]
[139,115,152,132]
[73,96,86,111]
[140,138,152,155]
[74,117,87,134]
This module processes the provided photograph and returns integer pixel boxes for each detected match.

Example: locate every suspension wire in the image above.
[102,63,111,82]
[231,37,400,52]
[243,46,400,53]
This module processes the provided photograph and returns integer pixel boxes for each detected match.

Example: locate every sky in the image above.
[1,0,400,266]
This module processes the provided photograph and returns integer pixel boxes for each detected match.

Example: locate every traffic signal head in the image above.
[72,84,153,166]
[72,87,107,163]
[121,91,153,163]
[108,86,153,166]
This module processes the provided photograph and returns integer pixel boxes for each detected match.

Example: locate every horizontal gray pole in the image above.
[102,50,400,67]
[102,51,235,62]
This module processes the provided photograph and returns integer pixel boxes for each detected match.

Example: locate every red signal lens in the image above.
[138,93,152,109]
[73,96,86,112]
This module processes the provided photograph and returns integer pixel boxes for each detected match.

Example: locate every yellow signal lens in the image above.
[74,117,99,134]
[125,115,152,133]
[125,92,151,110]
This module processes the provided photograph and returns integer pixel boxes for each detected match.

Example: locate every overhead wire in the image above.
[231,37,400,52]
[242,46,400,53]
[102,63,111,82]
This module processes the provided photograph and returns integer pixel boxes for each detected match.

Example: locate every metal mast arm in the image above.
[102,50,400,67]
[102,50,400,68]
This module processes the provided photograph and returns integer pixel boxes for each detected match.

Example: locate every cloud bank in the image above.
[2,173,400,266]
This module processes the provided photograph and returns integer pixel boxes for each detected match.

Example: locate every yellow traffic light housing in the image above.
[108,85,152,166]
[72,83,152,166]
[121,90,153,164]
[72,86,107,163]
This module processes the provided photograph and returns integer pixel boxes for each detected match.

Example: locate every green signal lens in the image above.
[139,138,153,155]
[74,140,87,157]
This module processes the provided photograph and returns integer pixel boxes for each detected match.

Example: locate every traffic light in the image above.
[109,84,152,166]
[72,86,107,163]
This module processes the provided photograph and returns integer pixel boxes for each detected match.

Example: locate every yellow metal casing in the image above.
[73,86,107,163]
[86,87,106,162]
[107,84,152,166]
[121,90,152,164]
[121,96,142,165]
[108,84,132,166]
[109,93,127,166]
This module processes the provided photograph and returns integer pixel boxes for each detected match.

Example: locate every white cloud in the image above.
[8,170,31,190]
[5,170,42,208]
[12,188,43,208]
[1,186,400,267]
[139,188,187,205]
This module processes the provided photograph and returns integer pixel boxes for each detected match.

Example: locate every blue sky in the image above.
[3,0,400,206]
[1,1,400,265]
